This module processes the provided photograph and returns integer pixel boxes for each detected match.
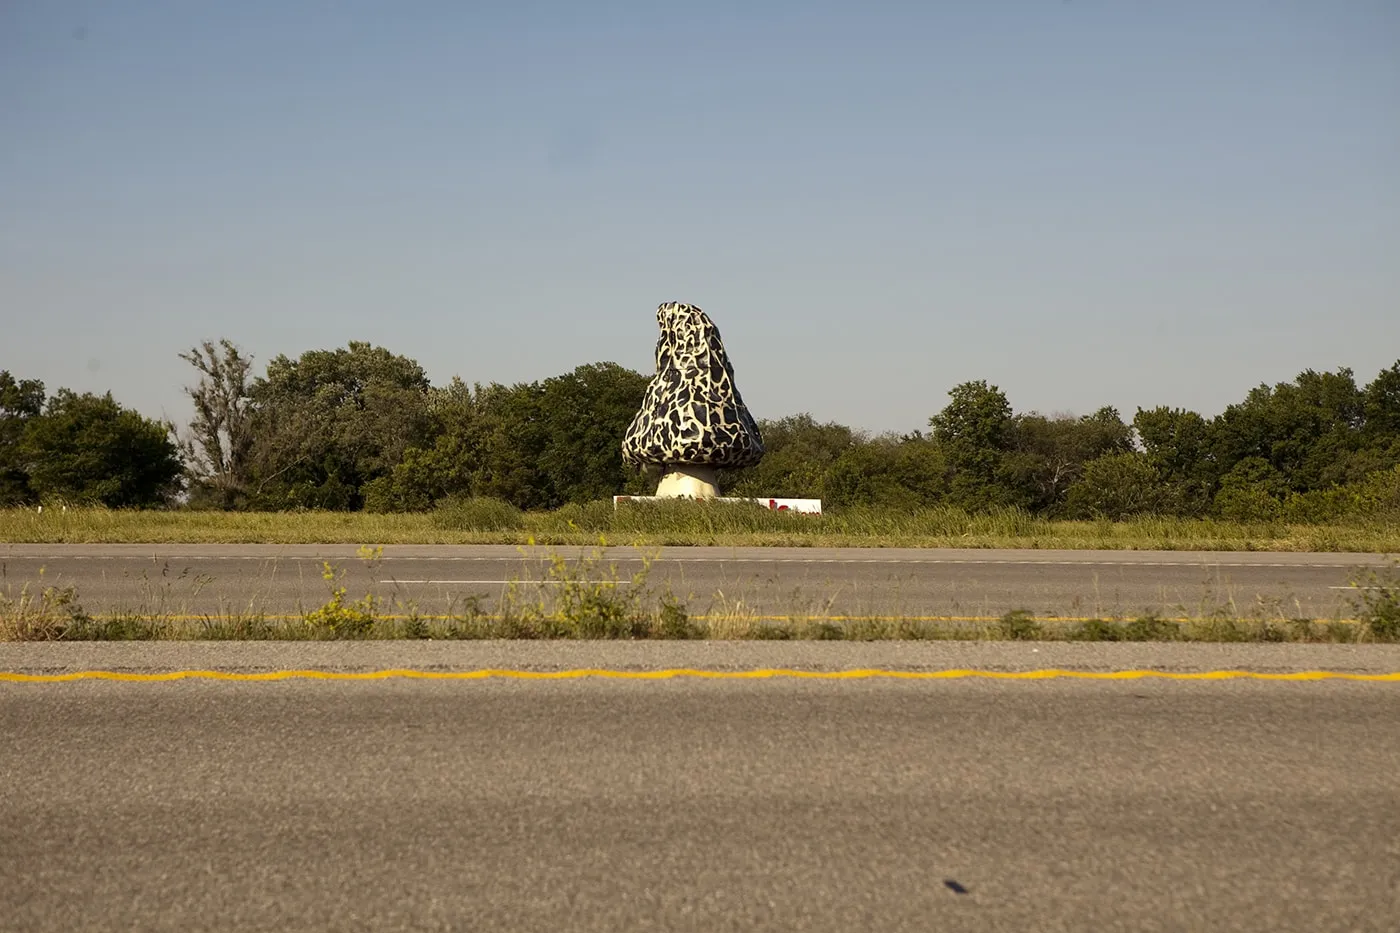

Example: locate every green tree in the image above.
[824,435,947,509]
[723,414,856,499]
[1213,457,1287,522]
[1363,361,1400,437]
[1004,406,1134,513]
[1063,452,1163,520]
[535,362,651,505]
[929,381,1018,511]
[1133,406,1216,514]
[1209,368,1367,492]
[363,378,481,512]
[19,390,183,507]
[245,342,434,510]
[366,362,652,512]
[1,371,45,505]
[462,381,555,509]
[1356,361,1400,477]
[179,339,255,509]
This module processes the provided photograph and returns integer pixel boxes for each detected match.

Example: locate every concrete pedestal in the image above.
[654,464,720,499]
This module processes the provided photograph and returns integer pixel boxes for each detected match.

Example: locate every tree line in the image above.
[3,339,1399,521]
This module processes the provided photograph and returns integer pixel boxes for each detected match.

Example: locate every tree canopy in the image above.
[11,387,182,507]
[5,348,1398,521]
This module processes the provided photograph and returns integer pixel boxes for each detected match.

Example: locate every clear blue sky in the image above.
[3,1,1397,435]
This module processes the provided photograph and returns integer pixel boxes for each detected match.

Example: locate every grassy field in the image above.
[3,501,1400,551]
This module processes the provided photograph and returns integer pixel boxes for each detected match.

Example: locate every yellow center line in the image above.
[2,668,1398,684]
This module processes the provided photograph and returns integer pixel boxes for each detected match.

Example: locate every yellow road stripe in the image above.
[2,668,1397,684]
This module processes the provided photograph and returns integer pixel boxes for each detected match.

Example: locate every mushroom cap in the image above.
[621,302,765,469]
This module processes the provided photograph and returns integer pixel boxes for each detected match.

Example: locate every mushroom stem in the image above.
[655,464,720,499]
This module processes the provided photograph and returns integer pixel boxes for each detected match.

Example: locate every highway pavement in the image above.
[3,543,1394,619]
[3,643,1398,932]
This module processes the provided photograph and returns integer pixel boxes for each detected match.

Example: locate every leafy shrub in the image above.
[998,609,1041,640]
[1121,614,1182,641]
[1072,619,1122,641]
[1214,484,1282,523]
[1346,560,1400,642]
[655,596,701,638]
[302,561,376,637]
[0,580,90,640]
[1063,453,1162,520]
[1213,458,1286,522]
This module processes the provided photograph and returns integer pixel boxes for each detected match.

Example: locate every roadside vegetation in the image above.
[3,545,1398,644]
[3,344,1399,536]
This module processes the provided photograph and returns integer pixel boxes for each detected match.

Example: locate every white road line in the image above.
[379,580,522,585]
[378,579,633,586]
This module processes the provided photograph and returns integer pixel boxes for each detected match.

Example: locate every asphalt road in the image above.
[3,643,1398,933]
[3,543,1394,619]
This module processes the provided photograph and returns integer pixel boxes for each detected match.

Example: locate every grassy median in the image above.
[4,541,1398,644]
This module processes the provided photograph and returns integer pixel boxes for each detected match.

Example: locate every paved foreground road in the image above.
[3,543,1394,619]
[3,644,1399,932]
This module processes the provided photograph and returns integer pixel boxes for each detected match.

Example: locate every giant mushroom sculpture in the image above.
[621,302,765,497]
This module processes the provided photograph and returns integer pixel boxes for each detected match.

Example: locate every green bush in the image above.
[431,496,525,531]
[1214,484,1282,523]
[1346,560,1400,642]
[998,609,1041,640]
[1071,619,1122,641]
[1063,453,1163,520]
[1121,614,1182,641]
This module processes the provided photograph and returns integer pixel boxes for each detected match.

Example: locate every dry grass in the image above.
[3,502,1398,551]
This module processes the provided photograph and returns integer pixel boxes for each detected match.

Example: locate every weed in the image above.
[1325,621,1360,643]
[656,595,701,639]
[0,574,90,640]
[63,613,165,641]
[1121,614,1182,641]
[200,613,282,640]
[1345,559,1400,642]
[806,620,846,640]
[1192,616,1250,643]
[1072,619,1122,641]
[480,541,691,639]
[1286,618,1319,642]
[998,609,1041,640]
[303,561,377,638]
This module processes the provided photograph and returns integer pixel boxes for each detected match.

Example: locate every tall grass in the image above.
[2,500,1398,551]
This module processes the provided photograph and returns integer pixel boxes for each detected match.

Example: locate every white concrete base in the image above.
[654,465,720,499]
[614,495,823,514]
